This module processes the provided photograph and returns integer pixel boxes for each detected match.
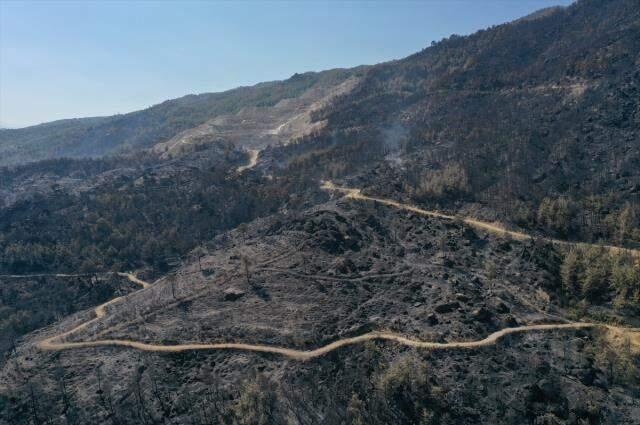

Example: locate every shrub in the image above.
[347,393,366,425]
[560,248,580,300]
[233,375,277,425]
[415,162,470,199]
[537,197,576,238]
[375,354,431,421]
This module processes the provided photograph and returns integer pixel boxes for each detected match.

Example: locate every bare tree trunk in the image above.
[28,382,41,425]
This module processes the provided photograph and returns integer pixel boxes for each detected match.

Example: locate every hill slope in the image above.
[2,1,640,424]
[285,0,640,247]
[0,68,362,166]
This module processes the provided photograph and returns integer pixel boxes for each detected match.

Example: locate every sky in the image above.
[0,0,573,129]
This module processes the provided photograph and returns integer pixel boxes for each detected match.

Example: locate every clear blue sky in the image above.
[0,0,573,128]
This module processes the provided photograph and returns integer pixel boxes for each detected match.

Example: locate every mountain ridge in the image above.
[0,2,596,168]
[0,67,365,166]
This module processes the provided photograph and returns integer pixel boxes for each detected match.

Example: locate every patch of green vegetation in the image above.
[560,247,639,309]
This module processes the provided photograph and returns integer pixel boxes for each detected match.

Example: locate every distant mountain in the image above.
[0,68,363,167]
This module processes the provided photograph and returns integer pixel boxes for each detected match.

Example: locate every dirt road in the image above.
[321,181,640,258]
[38,299,615,359]
[33,184,640,358]
[236,149,260,173]
[38,273,148,351]
[35,272,639,359]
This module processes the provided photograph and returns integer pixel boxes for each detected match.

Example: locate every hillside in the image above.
[0,273,139,364]
[283,0,640,247]
[2,188,639,423]
[0,68,362,167]
[1,0,640,424]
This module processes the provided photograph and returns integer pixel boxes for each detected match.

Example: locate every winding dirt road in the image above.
[35,272,639,359]
[38,273,148,351]
[39,320,610,360]
[236,149,260,173]
[32,182,640,358]
[320,181,640,258]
